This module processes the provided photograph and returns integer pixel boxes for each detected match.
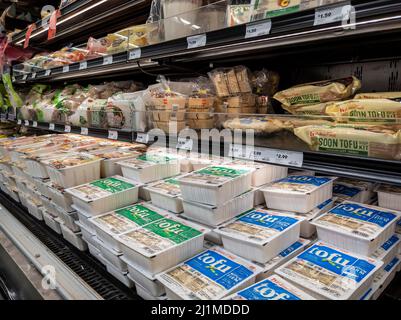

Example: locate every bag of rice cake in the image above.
[325,99,401,123]
[294,125,401,160]
[274,76,361,109]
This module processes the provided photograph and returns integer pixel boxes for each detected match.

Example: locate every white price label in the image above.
[136,133,149,144]
[22,75,28,80]
[49,123,55,130]
[7,114,15,121]
[103,56,113,65]
[63,66,69,73]
[187,34,207,49]
[31,73,37,79]
[176,137,193,151]
[81,127,88,135]
[128,48,141,60]
[33,121,38,127]
[24,120,29,126]
[64,125,71,133]
[314,4,352,26]
[245,20,272,39]
[17,119,22,125]
[108,130,118,140]
[79,61,87,70]
[0,114,6,122]
[45,69,51,76]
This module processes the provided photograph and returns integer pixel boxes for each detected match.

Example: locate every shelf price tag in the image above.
[63,66,69,73]
[176,137,193,151]
[45,69,51,76]
[64,125,71,133]
[31,73,37,79]
[128,48,141,60]
[136,133,149,144]
[187,34,207,49]
[245,20,272,39]
[108,130,118,140]
[314,4,352,26]
[17,119,22,125]
[49,123,55,130]
[103,56,113,65]
[7,114,15,121]
[24,120,29,126]
[0,114,6,122]
[22,74,28,81]
[81,127,88,136]
[33,121,38,127]
[79,61,87,70]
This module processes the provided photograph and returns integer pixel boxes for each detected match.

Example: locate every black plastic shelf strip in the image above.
[12,0,401,83]
[0,191,139,300]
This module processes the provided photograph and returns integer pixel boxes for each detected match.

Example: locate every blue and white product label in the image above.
[317,198,334,210]
[396,219,401,234]
[278,243,379,299]
[317,202,399,239]
[333,184,362,199]
[384,257,399,273]
[236,277,305,300]
[221,210,300,243]
[163,248,256,299]
[371,235,400,260]
[270,176,332,193]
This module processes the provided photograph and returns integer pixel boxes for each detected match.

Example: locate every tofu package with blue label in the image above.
[214,209,303,263]
[254,238,311,281]
[376,184,401,211]
[262,176,336,213]
[334,178,377,204]
[370,234,400,268]
[369,257,401,300]
[65,175,141,215]
[89,202,169,252]
[181,189,255,227]
[117,153,181,184]
[312,201,401,256]
[225,274,315,300]
[116,215,208,277]
[156,246,262,300]
[178,165,254,206]
[275,241,383,300]
[333,183,364,204]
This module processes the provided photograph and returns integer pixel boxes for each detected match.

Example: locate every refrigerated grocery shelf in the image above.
[10,0,152,49]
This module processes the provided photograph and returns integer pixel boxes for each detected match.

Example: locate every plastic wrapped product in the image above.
[325,99,401,123]
[89,202,168,252]
[376,184,401,211]
[312,201,401,256]
[370,235,400,267]
[156,246,261,300]
[369,257,400,300]
[273,76,361,109]
[66,176,141,216]
[215,209,303,263]
[262,176,335,213]
[178,165,254,206]
[116,216,208,277]
[294,125,401,160]
[226,274,315,300]
[276,241,383,300]
[335,177,376,204]
[354,92,401,100]
[223,117,285,134]
[252,69,280,97]
[291,103,329,115]
[118,153,180,184]
[227,4,252,27]
[333,183,364,204]
[145,176,184,214]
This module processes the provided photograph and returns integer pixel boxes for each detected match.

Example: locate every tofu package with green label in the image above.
[65,175,142,215]
[262,175,336,213]
[117,153,181,184]
[116,215,208,277]
[178,165,254,206]
[215,209,303,263]
[89,202,170,252]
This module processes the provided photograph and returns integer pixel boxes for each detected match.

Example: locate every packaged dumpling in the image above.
[274,76,361,109]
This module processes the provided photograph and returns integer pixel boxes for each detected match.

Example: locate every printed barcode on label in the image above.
[81,127,88,135]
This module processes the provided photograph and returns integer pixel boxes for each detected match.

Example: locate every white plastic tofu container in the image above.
[87,242,102,259]
[116,216,208,277]
[253,188,265,206]
[96,238,127,272]
[225,274,315,300]
[139,186,151,201]
[229,160,288,187]
[312,201,401,256]
[178,165,254,206]
[41,154,102,188]
[275,241,383,300]
[179,217,223,245]
[376,184,401,211]
[215,209,303,263]
[40,195,59,217]
[156,246,262,300]
[105,262,134,288]
[118,153,180,184]
[121,256,165,297]
[145,176,185,214]
[73,205,96,234]
[133,282,167,301]
[26,198,44,221]
[89,202,169,252]
[262,176,335,214]
[333,182,364,203]
[66,176,141,215]
[60,223,88,251]
[370,234,400,267]
[255,238,311,281]
[33,178,51,198]
[182,189,255,227]
[43,210,62,234]
[55,205,80,232]
[397,219,401,236]
[370,257,400,300]
[75,220,98,248]
[47,183,74,212]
